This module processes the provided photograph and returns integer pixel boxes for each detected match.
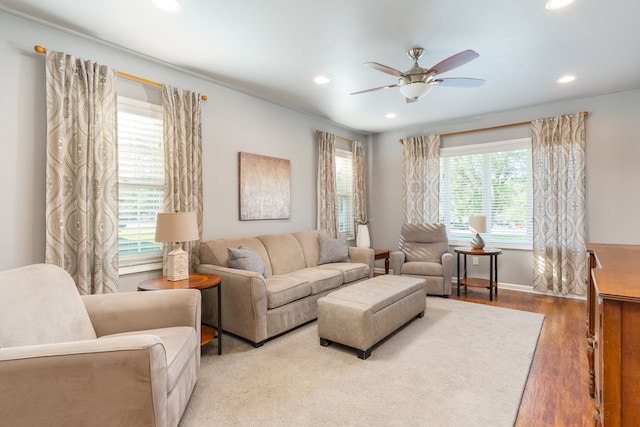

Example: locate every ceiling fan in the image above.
[351,47,484,103]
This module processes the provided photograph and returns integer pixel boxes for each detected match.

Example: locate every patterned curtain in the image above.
[162,85,203,272]
[45,51,119,294]
[402,135,440,223]
[352,140,367,223]
[317,131,338,238]
[531,112,587,295]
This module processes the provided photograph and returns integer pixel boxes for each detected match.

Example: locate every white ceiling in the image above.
[2,0,640,134]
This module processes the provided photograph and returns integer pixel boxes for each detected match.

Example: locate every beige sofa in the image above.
[0,263,201,427]
[197,230,374,346]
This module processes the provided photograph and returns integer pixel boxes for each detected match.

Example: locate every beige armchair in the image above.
[390,223,454,296]
[0,264,201,427]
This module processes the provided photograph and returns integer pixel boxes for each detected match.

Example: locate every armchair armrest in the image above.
[441,252,454,289]
[348,247,375,278]
[390,250,405,275]
[0,335,167,427]
[82,288,201,337]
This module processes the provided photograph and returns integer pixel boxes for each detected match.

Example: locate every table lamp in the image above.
[155,211,199,281]
[469,216,486,249]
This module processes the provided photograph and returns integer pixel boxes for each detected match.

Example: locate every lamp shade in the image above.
[399,82,432,100]
[469,216,487,234]
[155,212,199,243]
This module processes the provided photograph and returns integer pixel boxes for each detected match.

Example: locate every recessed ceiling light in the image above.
[385,113,397,119]
[151,0,183,13]
[545,0,575,10]
[313,75,331,85]
[557,74,576,83]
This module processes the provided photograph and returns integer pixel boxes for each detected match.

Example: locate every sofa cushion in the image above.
[101,326,197,393]
[317,233,349,264]
[264,276,311,309]
[228,246,267,277]
[401,261,444,277]
[0,264,97,347]
[258,234,306,275]
[292,230,321,267]
[317,262,370,283]
[285,267,343,295]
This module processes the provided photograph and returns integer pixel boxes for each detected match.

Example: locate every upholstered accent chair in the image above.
[0,264,201,427]
[390,223,454,296]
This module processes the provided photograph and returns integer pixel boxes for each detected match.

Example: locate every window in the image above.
[335,148,354,239]
[117,97,165,269]
[439,138,532,247]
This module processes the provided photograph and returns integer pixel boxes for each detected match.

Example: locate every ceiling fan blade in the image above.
[350,84,398,95]
[428,50,479,75]
[364,62,405,77]
[431,78,485,88]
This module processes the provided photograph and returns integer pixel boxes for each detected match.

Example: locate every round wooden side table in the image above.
[138,273,222,354]
[454,246,502,301]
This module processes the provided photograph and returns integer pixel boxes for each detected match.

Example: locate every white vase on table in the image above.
[356,224,370,248]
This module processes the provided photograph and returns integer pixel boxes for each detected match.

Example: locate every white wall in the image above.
[3,9,639,292]
[0,11,368,291]
[370,89,640,288]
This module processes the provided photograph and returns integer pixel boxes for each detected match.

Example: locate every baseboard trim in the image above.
[452,278,586,301]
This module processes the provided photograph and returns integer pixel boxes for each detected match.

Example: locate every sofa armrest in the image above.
[196,264,269,344]
[348,247,375,278]
[82,288,201,337]
[390,250,405,275]
[0,335,167,427]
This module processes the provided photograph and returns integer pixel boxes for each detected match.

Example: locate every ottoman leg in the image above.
[417,311,425,318]
[357,348,372,360]
[320,338,331,347]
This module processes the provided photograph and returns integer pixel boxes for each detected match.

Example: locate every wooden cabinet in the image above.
[587,244,640,426]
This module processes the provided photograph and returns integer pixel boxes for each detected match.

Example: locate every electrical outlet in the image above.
[473,256,479,266]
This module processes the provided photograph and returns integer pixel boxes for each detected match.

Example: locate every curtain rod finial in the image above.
[34,45,47,54]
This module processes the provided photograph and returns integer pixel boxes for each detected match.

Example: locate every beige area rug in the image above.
[180,297,544,427]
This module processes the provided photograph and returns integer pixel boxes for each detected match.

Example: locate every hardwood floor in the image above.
[450,287,594,426]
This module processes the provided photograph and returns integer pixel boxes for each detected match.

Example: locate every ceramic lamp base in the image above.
[166,242,189,281]
[470,233,485,249]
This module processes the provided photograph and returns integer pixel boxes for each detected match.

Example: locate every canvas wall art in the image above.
[239,152,291,220]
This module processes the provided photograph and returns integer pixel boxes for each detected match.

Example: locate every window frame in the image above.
[335,148,355,240]
[439,137,533,250]
[117,96,165,274]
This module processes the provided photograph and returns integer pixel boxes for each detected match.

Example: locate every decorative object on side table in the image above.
[355,216,372,248]
[155,211,199,281]
[469,216,486,249]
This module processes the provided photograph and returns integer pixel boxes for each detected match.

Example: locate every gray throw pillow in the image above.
[318,233,349,265]
[228,246,267,277]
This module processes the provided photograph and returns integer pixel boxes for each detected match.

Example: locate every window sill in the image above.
[448,240,532,251]
[119,262,163,276]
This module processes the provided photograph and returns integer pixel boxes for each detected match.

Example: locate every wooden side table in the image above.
[454,247,502,301]
[374,249,390,275]
[138,273,222,355]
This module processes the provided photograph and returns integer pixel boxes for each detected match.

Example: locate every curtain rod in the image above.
[315,129,353,143]
[34,45,208,101]
[398,111,589,143]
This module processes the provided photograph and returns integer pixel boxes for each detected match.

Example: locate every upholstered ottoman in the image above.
[317,275,426,359]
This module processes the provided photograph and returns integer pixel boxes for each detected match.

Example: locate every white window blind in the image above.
[117,96,165,267]
[335,148,354,239]
[439,138,532,247]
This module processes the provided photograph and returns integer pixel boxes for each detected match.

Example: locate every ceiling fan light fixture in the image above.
[399,82,432,100]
